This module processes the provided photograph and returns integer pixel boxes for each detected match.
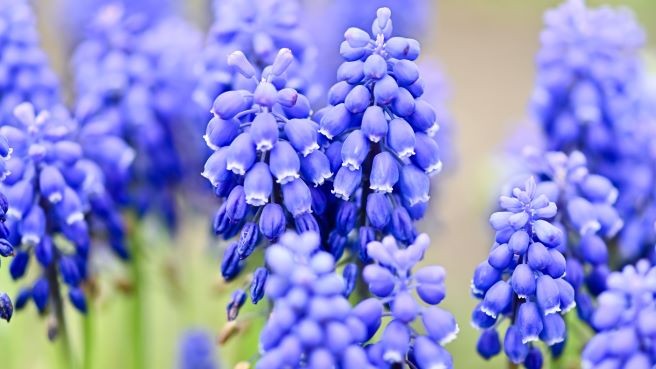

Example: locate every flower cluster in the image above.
[1,104,121,329]
[255,231,381,369]
[195,0,317,113]
[531,0,644,158]
[595,77,656,263]
[0,134,12,322]
[307,0,432,94]
[60,0,176,44]
[363,234,456,368]
[582,260,656,368]
[0,0,61,120]
[531,0,656,263]
[72,4,202,228]
[177,329,219,369]
[203,49,325,283]
[521,148,622,323]
[320,7,440,259]
[472,177,575,366]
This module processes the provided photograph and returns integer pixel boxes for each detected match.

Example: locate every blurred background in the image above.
[0,0,655,368]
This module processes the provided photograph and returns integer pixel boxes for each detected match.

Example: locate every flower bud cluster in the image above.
[319,7,440,260]
[582,260,656,369]
[2,104,123,318]
[362,234,456,368]
[520,148,622,325]
[72,4,202,228]
[202,49,326,285]
[472,177,575,366]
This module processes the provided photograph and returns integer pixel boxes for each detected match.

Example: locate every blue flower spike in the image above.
[472,177,575,366]
[203,49,328,288]
[321,6,441,259]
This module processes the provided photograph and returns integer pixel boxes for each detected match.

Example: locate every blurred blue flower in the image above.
[256,231,379,368]
[1,103,124,328]
[363,234,455,368]
[0,134,12,322]
[319,7,442,259]
[59,0,178,44]
[72,4,203,229]
[582,260,656,369]
[531,0,644,157]
[0,0,61,119]
[532,0,656,264]
[195,0,320,114]
[202,49,327,285]
[177,329,219,369]
[472,177,574,366]
[420,60,456,173]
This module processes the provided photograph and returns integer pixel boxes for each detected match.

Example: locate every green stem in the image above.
[54,332,74,369]
[507,361,519,369]
[130,224,147,369]
[83,307,94,369]
[48,264,75,369]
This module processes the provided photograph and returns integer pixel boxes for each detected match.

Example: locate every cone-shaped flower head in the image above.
[532,0,644,157]
[471,177,574,366]
[320,7,442,261]
[72,4,202,229]
[1,103,126,330]
[521,148,621,325]
[203,49,328,284]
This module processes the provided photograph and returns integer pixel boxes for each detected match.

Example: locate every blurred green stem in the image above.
[130,222,147,369]
[49,265,75,369]
[83,307,94,369]
[54,332,74,369]
[508,361,518,369]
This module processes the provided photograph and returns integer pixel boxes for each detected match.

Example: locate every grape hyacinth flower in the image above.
[195,0,318,113]
[521,148,622,323]
[582,260,656,369]
[305,0,431,95]
[363,234,456,368]
[60,0,177,45]
[177,329,219,369]
[531,0,644,158]
[255,231,381,369]
[202,49,327,285]
[1,103,121,336]
[472,177,575,366]
[0,0,61,120]
[530,0,653,264]
[73,4,202,229]
[598,75,656,263]
[319,7,441,260]
[0,134,13,322]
